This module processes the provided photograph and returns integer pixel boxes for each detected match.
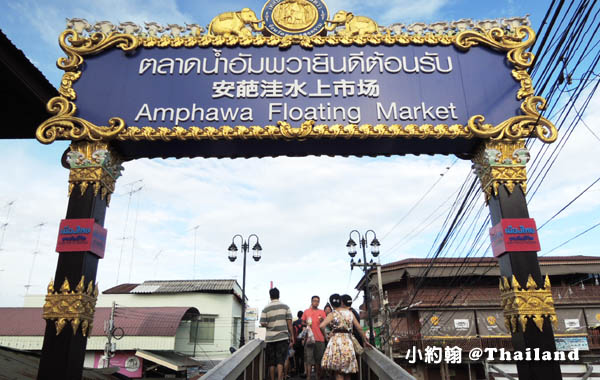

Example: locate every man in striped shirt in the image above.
[260,287,295,380]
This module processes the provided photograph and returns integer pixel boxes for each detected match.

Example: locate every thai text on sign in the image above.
[56,219,107,258]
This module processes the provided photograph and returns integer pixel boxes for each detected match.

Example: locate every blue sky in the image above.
[1,0,599,318]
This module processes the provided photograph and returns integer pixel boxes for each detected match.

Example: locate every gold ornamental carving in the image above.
[42,276,98,336]
[455,26,534,69]
[116,120,471,141]
[66,141,124,204]
[499,274,557,333]
[57,29,139,72]
[208,8,264,38]
[36,97,126,144]
[272,0,319,33]
[467,96,556,143]
[472,139,529,202]
[325,11,378,37]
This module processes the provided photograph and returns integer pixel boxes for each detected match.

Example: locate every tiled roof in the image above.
[0,307,198,337]
[103,279,240,294]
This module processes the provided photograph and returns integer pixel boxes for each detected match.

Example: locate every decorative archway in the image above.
[36,5,559,379]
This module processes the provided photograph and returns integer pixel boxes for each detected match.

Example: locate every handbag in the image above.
[336,310,364,355]
[351,335,364,355]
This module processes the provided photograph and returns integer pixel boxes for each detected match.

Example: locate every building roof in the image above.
[103,279,244,299]
[0,29,57,139]
[0,307,198,337]
[0,345,116,379]
[357,255,600,288]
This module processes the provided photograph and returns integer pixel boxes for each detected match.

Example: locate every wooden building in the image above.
[358,256,600,379]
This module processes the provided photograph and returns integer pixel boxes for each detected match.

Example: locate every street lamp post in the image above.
[347,229,380,346]
[227,234,262,347]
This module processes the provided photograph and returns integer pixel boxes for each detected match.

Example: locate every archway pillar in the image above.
[37,140,123,380]
[472,139,561,380]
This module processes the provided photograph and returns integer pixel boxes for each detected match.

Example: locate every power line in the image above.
[542,220,600,255]
[380,159,457,242]
[537,174,600,230]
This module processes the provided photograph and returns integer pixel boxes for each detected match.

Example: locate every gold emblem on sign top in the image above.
[272,0,318,32]
[487,315,497,326]
[36,15,558,146]
[430,316,440,326]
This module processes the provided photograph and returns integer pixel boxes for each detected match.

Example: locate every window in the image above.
[190,315,216,344]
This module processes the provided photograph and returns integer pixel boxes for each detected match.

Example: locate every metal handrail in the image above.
[202,339,265,380]
[361,348,415,380]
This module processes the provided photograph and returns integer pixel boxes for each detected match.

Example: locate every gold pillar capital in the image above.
[471,139,529,202]
[66,141,124,205]
[42,276,98,336]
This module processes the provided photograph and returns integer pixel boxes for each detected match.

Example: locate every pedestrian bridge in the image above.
[202,339,415,380]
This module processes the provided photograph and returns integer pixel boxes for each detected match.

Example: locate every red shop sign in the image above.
[489,218,541,257]
[56,219,107,258]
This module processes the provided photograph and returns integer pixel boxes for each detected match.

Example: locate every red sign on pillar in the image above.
[56,219,107,258]
[489,218,541,257]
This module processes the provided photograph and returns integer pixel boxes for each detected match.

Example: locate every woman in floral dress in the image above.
[320,294,371,380]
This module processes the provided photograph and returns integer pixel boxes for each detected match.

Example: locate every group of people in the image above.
[260,288,372,380]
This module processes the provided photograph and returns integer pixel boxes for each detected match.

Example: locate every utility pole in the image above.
[350,259,378,346]
[102,302,117,368]
[375,263,393,358]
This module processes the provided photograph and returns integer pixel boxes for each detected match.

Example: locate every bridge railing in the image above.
[360,346,415,380]
[202,339,415,380]
[202,339,265,380]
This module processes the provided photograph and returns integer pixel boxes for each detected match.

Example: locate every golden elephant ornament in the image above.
[208,8,264,37]
[326,10,378,36]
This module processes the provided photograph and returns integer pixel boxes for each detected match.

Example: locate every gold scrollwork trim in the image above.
[468,96,557,143]
[58,71,81,100]
[455,26,534,68]
[42,276,98,336]
[115,120,471,141]
[500,274,558,333]
[58,29,139,72]
[138,32,455,49]
[36,97,126,144]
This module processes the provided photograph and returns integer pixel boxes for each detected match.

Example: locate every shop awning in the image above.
[135,350,203,372]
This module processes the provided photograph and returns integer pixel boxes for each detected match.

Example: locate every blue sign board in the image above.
[74,45,519,131]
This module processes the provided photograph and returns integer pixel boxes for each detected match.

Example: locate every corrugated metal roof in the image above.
[130,284,160,293]
[0,307,198,337]
[102,283,139,294]
[104,279,240,294]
